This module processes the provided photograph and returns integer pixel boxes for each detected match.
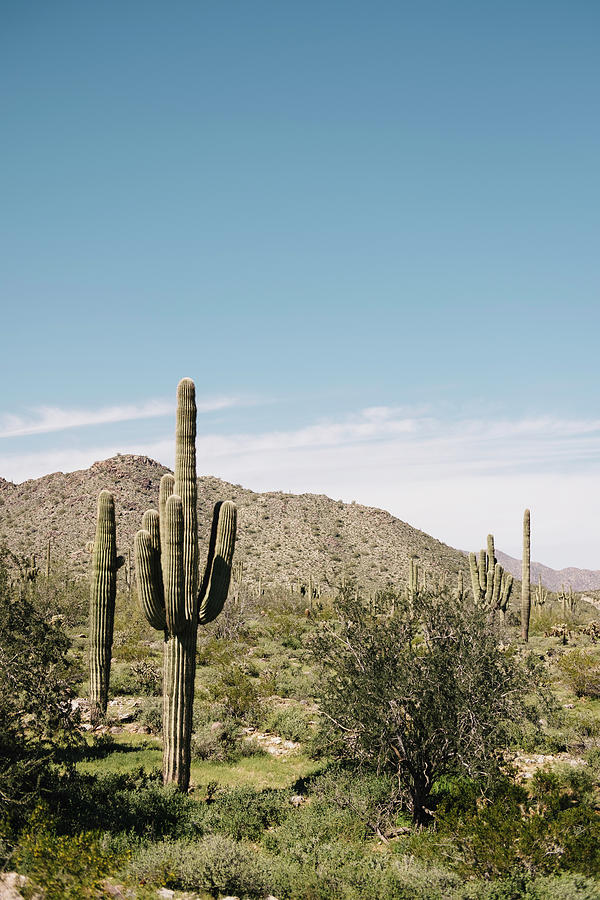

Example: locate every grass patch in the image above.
[77,733,321,790]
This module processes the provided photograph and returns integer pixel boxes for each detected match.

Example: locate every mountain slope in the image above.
[0,454,469,592]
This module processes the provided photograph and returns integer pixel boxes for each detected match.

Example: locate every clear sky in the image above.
[1,1,599,568]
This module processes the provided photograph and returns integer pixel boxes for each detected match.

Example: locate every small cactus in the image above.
[89,490,124,724]
[135,378,237,790]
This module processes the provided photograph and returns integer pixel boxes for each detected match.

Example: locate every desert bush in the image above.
[207,663,261,722]
[200,786,291,841]
[14,805,126,900]
[129,834,272,896]
[263,703,315,741]
[191,717,246,762]
[457,872,600,899]
[557,649,600,698]
[435,767,600,879]
[138,697,162,734]
[50,770,199,839]
[313,585,543,824]
[0,550,80,828]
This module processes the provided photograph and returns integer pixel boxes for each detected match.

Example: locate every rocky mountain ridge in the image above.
[0,454,469,592]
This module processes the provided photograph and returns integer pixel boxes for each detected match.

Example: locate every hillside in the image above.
[496,549,600,593]
[0,454,470,592]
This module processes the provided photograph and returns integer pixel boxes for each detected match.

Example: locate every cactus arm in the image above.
[134,529,167,630]
[164,494,186,633]
[159,474,175,578]
[477,550,487,593]
[469,552,481,602]
[491,563,502,608]
[198,500,237,624]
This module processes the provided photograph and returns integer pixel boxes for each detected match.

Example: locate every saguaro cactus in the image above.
[89,490,123,724]
[469,533,513,621]
[521,509,531,642]
[135,378,237,790]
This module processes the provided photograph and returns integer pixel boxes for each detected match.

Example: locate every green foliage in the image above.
[14,805,126,900]
[191,716,246,762]
[312,585,544,824]
[200,785,291,840]
[49,768,199,839]
[435,767,600,879]
[0,550,79,828]
[207,663,261,722]
[129,834,272,897]
[558,648,600,698]
[138,697,162,734]
[263,703,315,741]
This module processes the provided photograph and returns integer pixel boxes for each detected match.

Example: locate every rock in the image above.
[156,889,175,899]
[0,873,40,900]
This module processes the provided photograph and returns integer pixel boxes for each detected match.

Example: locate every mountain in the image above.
[495,549,600,593]
[0,454,470,592]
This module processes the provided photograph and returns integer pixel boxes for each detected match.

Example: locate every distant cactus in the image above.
[558,583,577,618]
[408,557,420,597]
[89,490,124,724]
[135,378,237,790]
[521,509,531,642]
[533,574,548,608]
[469,534,513,622]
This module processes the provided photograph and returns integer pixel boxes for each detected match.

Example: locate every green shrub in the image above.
[558,649,600,698]
[138,697,162,734]
[191,718,246,762]
[208,664,261,722]
[14,806,126,900]
[50,770,199,839]
[200,786,291,841]
[435,767,600,879]
[263,704,315,742]
[129,834,272,896]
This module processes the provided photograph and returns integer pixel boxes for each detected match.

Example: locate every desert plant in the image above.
[89,490,123,724]
[533,574,548,609]
[558,649,600,698]
[468,534,513,621]
[522,508,531,641]
[558,584,577,618]
[135,378,237,789]
[313,584,541,825]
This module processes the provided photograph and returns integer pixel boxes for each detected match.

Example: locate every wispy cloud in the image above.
[0,396,238,438]
[1,405,600,569]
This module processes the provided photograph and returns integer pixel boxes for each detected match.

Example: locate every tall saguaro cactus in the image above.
[469,533,513,621]
[521,509,531,642]
[89,490,123,724]
[135,378,237,790]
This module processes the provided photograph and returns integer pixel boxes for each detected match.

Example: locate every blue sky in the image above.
[1,2,598,568]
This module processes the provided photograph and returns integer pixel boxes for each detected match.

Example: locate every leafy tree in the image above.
[313,585,542,825]
[0,549,79,824]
